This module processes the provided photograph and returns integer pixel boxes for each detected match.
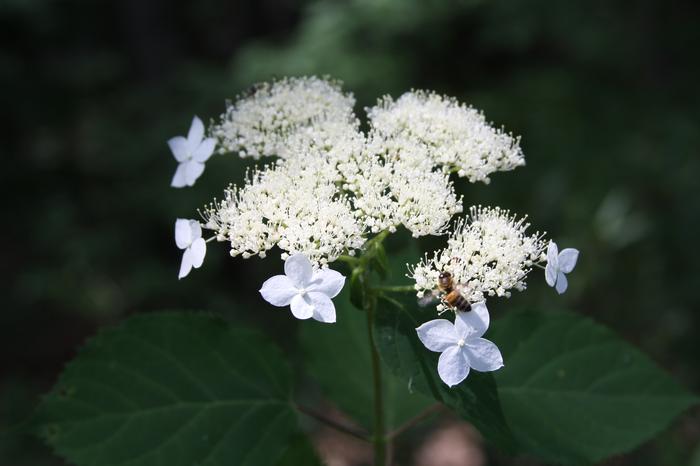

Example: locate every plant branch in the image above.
[375,285,415,293]
[386,403,444,440]
[378,293,405,311]
[295,404,370,442]
[337,255,360,266]
[366,298,387,466]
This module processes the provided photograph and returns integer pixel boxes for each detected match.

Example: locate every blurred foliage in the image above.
[2,0,699,464]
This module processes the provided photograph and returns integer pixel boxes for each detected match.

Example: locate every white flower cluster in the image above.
[410,206,547,306]
[367,91,525,183]
[211,76,357,159]
[198,77,526,267]
[169,76,581,387]
[204,160,365,266]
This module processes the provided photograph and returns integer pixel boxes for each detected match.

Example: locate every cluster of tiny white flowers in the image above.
[204,160,365,266]
[409,206,547,306]
[341,155,463,237]
[367,90,525,183]
[212,76,357,159]
[199,77,528,267]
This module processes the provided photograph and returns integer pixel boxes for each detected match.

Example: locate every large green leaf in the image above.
[34,312,299,466]
[491,309,699,464]
[276,433,324,466]
[300,289,432,433]
[372,293,516,451]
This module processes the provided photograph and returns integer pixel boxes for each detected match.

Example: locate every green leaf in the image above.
[692,444,700,466]
[34,312,299,466]
[276,433,324,466]
[491,309,699,464]
[300,290,432,432]
[349,268,367,310]
[372,294,517,451]
[368,242,389,280]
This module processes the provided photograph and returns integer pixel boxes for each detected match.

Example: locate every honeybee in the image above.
[437,271,472,312]
[418,270,472,312]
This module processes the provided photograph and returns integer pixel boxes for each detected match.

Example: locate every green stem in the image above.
[336,254,359,266]
[345,229,393,465]
[366,298,386,466]
[372,229,391,244]
[295,404,370,442]
[386,403,443,440]
[375,285,415,293]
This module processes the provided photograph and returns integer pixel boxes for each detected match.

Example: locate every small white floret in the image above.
[169,116,216,188]
[175,218,207,279]
[544,241,579,294]
[259,253,346,323]
[415,302,503,387]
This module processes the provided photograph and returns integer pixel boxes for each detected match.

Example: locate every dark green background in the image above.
[2,0,699,464]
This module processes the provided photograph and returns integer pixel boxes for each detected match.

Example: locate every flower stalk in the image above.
[366,297,387,466]
[347,230,393,465]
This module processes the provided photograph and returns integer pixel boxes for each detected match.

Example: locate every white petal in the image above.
[308,268,345,298]
[454,301,490,339]
[259,275,298,306]
[464,338,504,372]
[175,218,192,249]
[308,292,336,323]
[188,220,202,240]
[290,294,314,320]
[184,161,205,186]
[547,241,559,267]
[170,163,188,188]
[437,346,470,387]
[193,138,216,163]
[187,116,205,147]
[189,238,206,269]
[416,319,458,352]
[558,248,579,274]
[168,136,190,162]
[555,271,568,294]
[178,248,193,279]
[284,254,313,287]
[545,262,558,287]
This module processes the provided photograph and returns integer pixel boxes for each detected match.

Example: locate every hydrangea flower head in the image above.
[260,254,345,323]
[168,76,579,335]
[416,302,503,386]
[198,78,535,270]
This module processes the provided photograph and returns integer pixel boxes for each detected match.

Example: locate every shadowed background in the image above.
[2,0,699,464]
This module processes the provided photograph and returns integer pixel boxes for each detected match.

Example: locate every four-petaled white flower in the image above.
[175,219,207,279]
[545,241,579,294]
[260,254,345,323]
[416,302,503,387]
[168,116,216,188]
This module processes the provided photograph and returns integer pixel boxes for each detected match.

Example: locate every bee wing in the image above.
[418,290,440,307]
[453,283,472,301]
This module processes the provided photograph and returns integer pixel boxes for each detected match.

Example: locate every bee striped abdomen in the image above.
[443,289,471,312]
